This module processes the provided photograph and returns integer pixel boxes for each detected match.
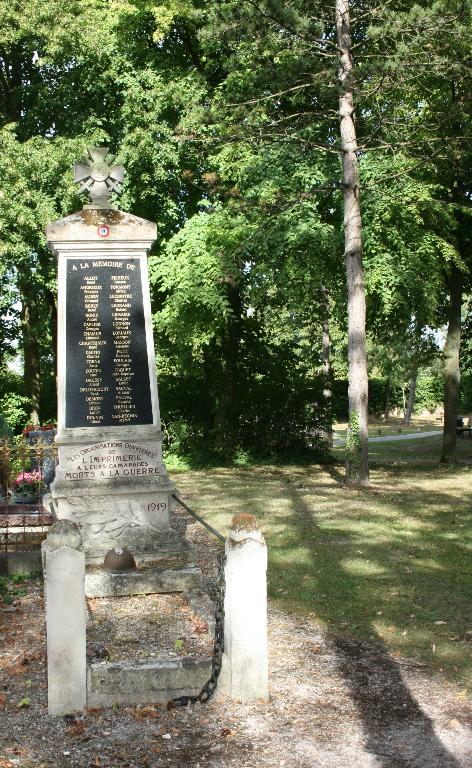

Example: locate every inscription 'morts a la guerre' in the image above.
[65,258,153,428]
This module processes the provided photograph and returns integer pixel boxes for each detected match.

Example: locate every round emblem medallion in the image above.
[97,225,110,238]
[90,160,110,183]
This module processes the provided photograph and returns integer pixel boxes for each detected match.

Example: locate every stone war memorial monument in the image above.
[42,148,268,715]
[47,147,189,572]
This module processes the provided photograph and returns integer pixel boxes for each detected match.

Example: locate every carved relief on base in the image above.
[53,489,171,545]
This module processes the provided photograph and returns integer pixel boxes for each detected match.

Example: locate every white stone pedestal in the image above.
[219,517,269,701]
[42,521,86,715]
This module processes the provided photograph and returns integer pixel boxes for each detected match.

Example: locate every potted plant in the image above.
[13,470,43,503]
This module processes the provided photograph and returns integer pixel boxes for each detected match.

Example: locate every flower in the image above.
[14,470,43,495]
[22,423,56,436]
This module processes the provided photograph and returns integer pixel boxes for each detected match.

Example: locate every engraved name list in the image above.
[65,258,153,428]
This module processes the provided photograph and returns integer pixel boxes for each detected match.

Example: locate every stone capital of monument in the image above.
[74,147,124,209]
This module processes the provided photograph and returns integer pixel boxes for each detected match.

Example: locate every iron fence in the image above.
[0,436,56,552]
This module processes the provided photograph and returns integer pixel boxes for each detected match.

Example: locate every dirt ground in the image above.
[1,515,472,768]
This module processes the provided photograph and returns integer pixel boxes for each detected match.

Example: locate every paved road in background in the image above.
[333,430,443,447]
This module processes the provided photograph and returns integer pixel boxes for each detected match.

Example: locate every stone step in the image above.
[0,550,42,576]
[87,658,212,707]
[85,565,202,597]
[84,529,194,566]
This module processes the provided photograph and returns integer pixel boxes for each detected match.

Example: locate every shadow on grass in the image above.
[273,471,464,767]
[333,637,461,767]
[274,470,459,768]
[177,460,471,762]
[324,462,346,484]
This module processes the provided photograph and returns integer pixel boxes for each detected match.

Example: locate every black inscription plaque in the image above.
[65,257,154,428]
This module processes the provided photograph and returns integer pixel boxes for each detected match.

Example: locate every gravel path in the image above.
[334,431,443,447]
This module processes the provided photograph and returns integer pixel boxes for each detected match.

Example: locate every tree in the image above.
[151,141,339,457]
[0,0,113,422]
[135,0,472,467]
[0,130,93,422]
[364,0,472,462]
[441,263,464,462]
[1,0,470,464]
[0,0,197,424]
[336,0,369,484]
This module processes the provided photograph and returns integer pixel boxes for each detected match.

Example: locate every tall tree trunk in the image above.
[19,284,41,425]
[402,371,417,426]
[440,263,462,464]
[321,286,333,447]
[401,384,407,414]
[336,0,369,486]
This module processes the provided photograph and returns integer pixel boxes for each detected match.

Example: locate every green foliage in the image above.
[0,0,470,463]
[149,102,339,458]
[336,375,465,419]
[0,366,23,400]
[0,572,30,604]
[367,379,394,416]
[361,153,456,333]
[151,206,244,352]
[414,377,445,413]
[160,367,330,465]
[0,393,30,432]
[333,379,400,419]
[0,414,10,438]
[462,299,472,373]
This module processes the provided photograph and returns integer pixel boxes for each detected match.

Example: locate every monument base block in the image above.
[87,659,211,708]
[50,426,188,565]
[85,565,202,597]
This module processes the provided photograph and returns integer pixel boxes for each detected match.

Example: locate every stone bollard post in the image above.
[219,514,268,701]
[42,520,87,715]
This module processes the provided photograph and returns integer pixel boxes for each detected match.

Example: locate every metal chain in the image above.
[169,551,226,708]
[168,494,226,708]
[171,494,225,543]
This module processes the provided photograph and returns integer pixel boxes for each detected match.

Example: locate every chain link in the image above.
[168,551,226,708]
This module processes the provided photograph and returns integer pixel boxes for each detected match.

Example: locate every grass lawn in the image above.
[171,435,472,692]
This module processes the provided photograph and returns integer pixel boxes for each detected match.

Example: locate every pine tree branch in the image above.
[226,81,314,107]
[242,0,337,54]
